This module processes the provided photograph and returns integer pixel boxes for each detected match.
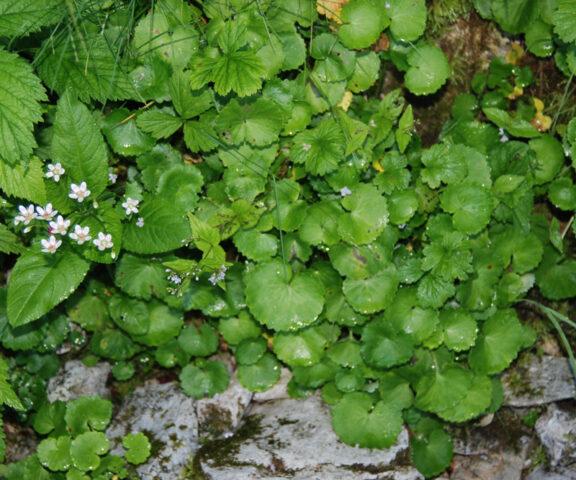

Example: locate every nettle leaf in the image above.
[0,0,65,38]
[36,29,135,102]
[404,45,450,96]
[237,352,281,392]
[0,224,24,254]
[332,392,403,448]
[552,0,576,43]
[0,156,46,203]
[216,98,284,146]
[440,183,493,234]
[292,120,345,175]
[122,433,151,465]
[245,260,325,331]
[388,0,426,41]
[70,431,110,472]
[338,184,389,245]
[180,360,230,398]
[469,309,535,375]
[0,49,46,165]
[51,91,108,200]
[115,254,169,300]
[338,0,388,49]
[8,248,90,327]
[37,436,71,471]
[123,195,191,254]
[65,397,112,436]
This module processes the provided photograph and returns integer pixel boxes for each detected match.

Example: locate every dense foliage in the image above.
[1,0,576,477]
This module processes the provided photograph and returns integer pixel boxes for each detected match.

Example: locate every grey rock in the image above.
[503,355,576,407]
[193,394,421,479]
[526,466,576,480]
[535,404,576,468]
[47,359,110,402]
[107,380,198,480]
[196,372,252,439]
[450,451,525,480]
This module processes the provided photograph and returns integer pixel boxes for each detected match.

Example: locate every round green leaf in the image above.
[343,266,399,314]
[549,177,576,210]
[338,0,388,49]
[133,301,183,347]
[440,310,477,352]
[338,184,389,245]
[70,432,109,472]
[273,328,326,367]
[235,337,267,365]
[237,352,281,392]
[440,183,493,234]
[38,436,72,471]
[245,260,325,331]
[218,313,262,345]
[530,135,564,185]
[437,374,492,422]
[404,45,450,96]
[292,120,345,175]
[109,295,149,336]
[178,323,219,357]
[65,397,112,436]
[180,360,230,398]
[332,392,403,448]
[388,0,426,41]
[122,432,151,465]
[410,426,453,477]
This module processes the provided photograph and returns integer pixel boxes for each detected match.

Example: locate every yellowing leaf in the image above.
[532,111,552,132]
[338,90,353,111]
[317,0,348,23]
[505,42,524,65]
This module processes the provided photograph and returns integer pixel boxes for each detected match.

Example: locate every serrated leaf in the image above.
[292,120,345,175]
[0,49,46,165]
[537,259,576,300]
[405,45,450,96]
[36,29,135,103]
[410,424,453,477]
[344,266,399,314]
[216,98,284,146]
[65,397,112,436]
[178,323,218,357]
[552,0,576,43]
[0,224,24,254]
[133,301,182,347]
[245,260,325,331]
[439,310,477,352]
[7,249,90,327]
[420,143,468,189]
[273,327,327,367]
[438,374,492,422]
[136,107,183,139]
[52,91,109,199]
[441,183,493,234]
[233,229,278,261]
[169,71,213,119]
[549,177,576,210]
[0,157,46,203]
[0,0,65,38]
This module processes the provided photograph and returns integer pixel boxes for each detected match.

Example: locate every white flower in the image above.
[14,204,37,226]
[69,225,91,245]
[168,274,182,285]
[340,186,352,197]
[41,235,62,254]
[45,163,65,182]
[36,203,57,221]
[69,182,91,202]
[49,215,71,235]
[302,143,312,152]
[93,232,113,251]
[498,127,509,143]
[122,197,140,215]
[136,217,145,228]
[109,172,118,184]
[369,119,377,127]
[209,265,227,286]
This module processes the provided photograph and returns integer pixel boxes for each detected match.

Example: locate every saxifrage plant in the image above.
[0,0,575,477]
